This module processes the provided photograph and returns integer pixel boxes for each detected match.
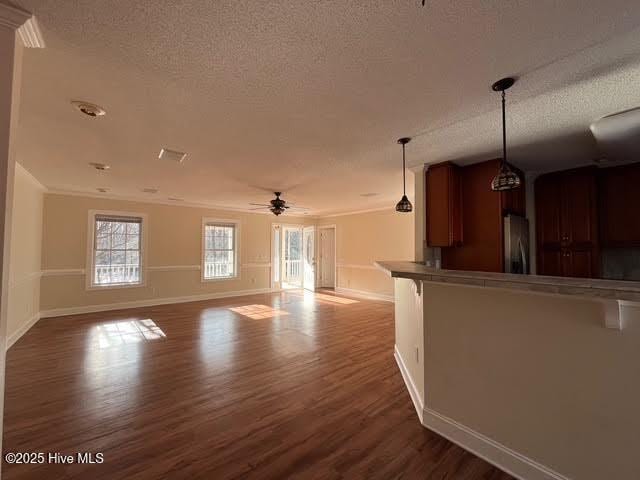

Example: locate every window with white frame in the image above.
[203,221,238,280]
[91,214,143,287]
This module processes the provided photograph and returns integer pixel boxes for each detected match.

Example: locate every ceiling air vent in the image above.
[142,188,158,194]
[89,162,110,171]
[158,148,187,164]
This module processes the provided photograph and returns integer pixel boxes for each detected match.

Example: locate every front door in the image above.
[303,226,316,291]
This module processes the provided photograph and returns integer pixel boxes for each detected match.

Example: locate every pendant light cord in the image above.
[402,143,407,196]
[501,90,507,169]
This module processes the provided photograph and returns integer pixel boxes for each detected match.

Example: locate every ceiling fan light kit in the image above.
[249,192,309,216]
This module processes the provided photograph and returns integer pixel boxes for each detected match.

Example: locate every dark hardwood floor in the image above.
[3,290,513,479]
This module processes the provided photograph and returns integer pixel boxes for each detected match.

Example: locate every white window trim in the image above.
[86,209,148,290]
[201,217,241,282]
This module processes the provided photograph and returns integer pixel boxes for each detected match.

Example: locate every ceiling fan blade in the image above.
[287,205,311,210]
[249,203,271,207]
[249,207,269,210]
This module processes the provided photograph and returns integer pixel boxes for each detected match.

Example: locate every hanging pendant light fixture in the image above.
[395,137,413,213]
[490,77,521,191]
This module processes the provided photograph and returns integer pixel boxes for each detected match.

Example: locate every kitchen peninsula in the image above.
[377,259,640,480]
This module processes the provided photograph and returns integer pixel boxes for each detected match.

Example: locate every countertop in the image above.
[375,261,640,302]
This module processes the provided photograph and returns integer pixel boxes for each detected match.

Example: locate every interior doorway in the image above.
[272,224,304,290]
[318,226,336,289]
[303,226,316,291]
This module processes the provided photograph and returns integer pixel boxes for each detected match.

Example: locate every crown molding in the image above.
[318,206,397,218]
[18,15,44,48]
[0,2,44,48]
[15,163,47,191]
[45,188,315,218]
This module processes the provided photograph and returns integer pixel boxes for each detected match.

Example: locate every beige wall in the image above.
[40,193,314,314]
[7,164,43,346]
[395,279,640,480]
[37,194,413,314]
[318,209,414,299]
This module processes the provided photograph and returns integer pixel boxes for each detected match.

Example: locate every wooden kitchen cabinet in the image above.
[598,162,640,247]
[441,159,520,273]
[425,162,462,247]
[535,167,599,278]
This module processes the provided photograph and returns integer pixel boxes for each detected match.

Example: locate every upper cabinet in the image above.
[437,159,526,273]
[535,167,599,278]
[425,162,462,247]
[598,163,640,247]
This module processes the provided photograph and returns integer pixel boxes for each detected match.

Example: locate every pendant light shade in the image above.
[490,77,521,191]
[396,137,413,213]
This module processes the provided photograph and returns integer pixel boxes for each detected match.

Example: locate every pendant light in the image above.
[395,137,413,213]
[490,77,521,191]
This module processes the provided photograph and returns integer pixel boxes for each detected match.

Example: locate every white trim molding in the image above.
[41,264,273,275]
[147,265,200,272]
[0,3,45,47]
[320,206,394,218]
[40,288,273,319]
[41,268,85,277]
[394,343,568,480]
[45,189,313,218]
[337,263,378,271]
[6,312,40,349]
[15,163,47,191]
[17,16,44,48]
[8,270,42,288]
[421,408,569,480]
[394,346,424,423]
[335,287,393,303]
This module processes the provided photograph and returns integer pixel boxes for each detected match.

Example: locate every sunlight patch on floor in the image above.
[313,292,358,304]
[229,304,290,319]
[91,319,166,349]
[289,290,359,305]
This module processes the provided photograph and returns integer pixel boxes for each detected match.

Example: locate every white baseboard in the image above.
[394,346,424,422]
[6,312,40,349]
[39,288,273,318]
[335,287,394,303]
[421,407,569,480]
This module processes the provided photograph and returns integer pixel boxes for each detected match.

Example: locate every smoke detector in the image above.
[158,148,187,163]
[89,162,110,171]
[96,187,109,193]
[72,101,106,117]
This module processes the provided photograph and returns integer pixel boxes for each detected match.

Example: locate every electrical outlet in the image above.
[251,278,256,284]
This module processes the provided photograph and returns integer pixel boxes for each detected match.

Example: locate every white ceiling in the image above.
[13,0,640,215]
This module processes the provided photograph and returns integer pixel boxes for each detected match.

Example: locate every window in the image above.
[203,220,239,280]
[89,213,144,287]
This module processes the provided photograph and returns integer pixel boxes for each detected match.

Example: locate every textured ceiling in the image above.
[13,0,640,215]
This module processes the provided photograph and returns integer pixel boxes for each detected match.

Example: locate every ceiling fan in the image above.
[249,192,309,216]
